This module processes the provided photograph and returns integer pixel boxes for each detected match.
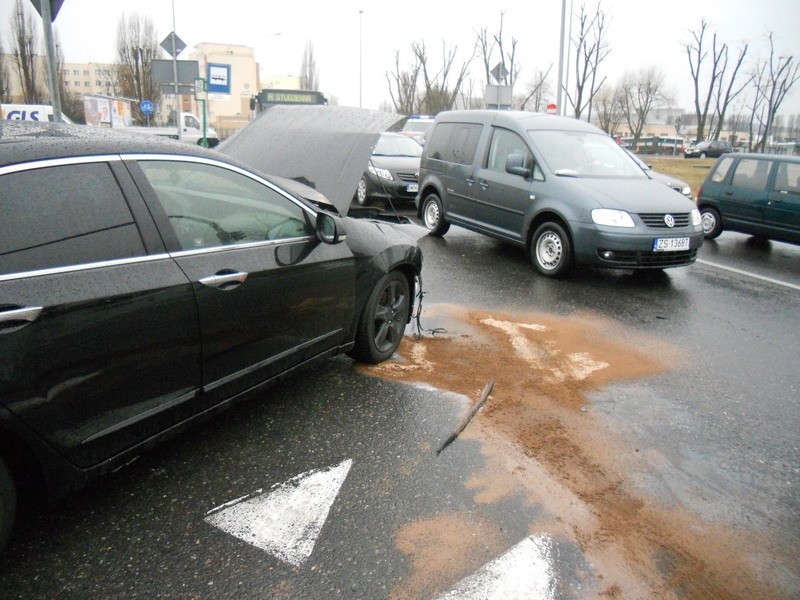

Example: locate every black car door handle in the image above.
[0,306,43,334]
[199,271,248,290]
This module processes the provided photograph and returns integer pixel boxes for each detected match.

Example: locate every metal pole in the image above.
[359,10,363,109]
[564,0,573,117]
[172,0,182,142]
[556,0,566,117]
[40,1,63,123]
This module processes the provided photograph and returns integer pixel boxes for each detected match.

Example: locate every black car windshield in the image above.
[402,120,434,134]
[374,134,423,157]
[528,130,647,179]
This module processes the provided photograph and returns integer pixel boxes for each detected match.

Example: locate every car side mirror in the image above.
[505,153,530,178]
[316,211,347,244]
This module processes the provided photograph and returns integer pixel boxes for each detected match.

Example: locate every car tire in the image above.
[421,193,450,236]
[531,222,572,277]
[0,457,16,553]
[356,177,370,206]
[700,151,707,159]
[700,206,723,239]
[349,271,410,364]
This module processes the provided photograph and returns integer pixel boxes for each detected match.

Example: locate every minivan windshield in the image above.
[528,130,646,179]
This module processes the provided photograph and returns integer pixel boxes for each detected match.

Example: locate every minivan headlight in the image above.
[591,209,635,228]
[691,208,702,226]
[368,164,393,180]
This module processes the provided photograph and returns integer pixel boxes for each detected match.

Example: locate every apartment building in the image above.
[186,42,259,138]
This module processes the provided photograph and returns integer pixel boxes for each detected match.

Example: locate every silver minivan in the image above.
[415,110,704,277]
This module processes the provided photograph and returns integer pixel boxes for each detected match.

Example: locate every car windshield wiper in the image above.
[554,169,579,177]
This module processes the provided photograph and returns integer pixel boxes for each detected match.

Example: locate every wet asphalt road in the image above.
[0,215,798,598]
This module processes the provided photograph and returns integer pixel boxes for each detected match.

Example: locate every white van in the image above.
[1,104,73,124]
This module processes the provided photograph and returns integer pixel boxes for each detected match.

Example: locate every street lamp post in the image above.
[359,10,363,108]
[556,0,566,116]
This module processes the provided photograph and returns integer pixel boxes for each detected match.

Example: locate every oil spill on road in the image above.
[362,304,790,599]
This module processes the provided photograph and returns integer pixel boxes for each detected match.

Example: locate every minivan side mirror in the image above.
[505,153,530,178]
[316,211,347,244]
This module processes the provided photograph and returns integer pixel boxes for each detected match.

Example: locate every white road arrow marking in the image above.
[205,459,353,567]
[436,534,556,600]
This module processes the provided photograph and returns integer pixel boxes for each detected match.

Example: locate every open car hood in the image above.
[219,105,406,216]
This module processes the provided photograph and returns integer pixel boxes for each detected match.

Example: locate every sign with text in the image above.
[207,64,231,95]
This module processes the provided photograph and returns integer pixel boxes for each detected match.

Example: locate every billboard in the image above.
[83,95,133,128]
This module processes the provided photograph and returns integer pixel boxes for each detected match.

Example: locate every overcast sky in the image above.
[2,0,799,115]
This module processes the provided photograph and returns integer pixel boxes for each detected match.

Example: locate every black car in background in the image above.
[355,132,421,207]
[684,140,733,159]
[0,121,422,551]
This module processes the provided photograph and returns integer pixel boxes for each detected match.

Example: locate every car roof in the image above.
[722,152,800,163]
[433,110,604,134]
[0,120,220,169]
[0,120,343,213]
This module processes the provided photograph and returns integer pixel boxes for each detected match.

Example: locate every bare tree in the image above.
[724,99,748,146]
[786,114,799,141]
[594,85,624,135]
[566,2,611,120]
[519,65,553,112]
[53,29,83,122]
[685,19,752,143]
[618,66,670,144]
[299,41,319,91]
[709,44,751,140]
[0,35,12,102]
[386,49,422,114]
[10,0,45,104]
[115,12,161,125]
[415,40,474,114]
[475,10,519,89]
[752,32,800,152]
[745,61,768,151]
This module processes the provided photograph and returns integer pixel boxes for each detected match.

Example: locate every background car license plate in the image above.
[653,237,690,251]
[406,183,418,193]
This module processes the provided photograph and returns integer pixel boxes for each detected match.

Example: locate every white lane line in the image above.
[435,534,556,600]
[697,259,800,291]
[205,459,353,566]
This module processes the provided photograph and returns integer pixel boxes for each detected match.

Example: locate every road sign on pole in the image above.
[160,32,186,58]
[29,0,65,21]
[139,100,154,115]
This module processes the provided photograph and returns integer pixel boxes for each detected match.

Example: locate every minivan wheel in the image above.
[0,457,16,553]
[421,193,450,236]
[348,271,410,364]
[700,206,723,239]
[356,177,370,206]
[531,222,572,277]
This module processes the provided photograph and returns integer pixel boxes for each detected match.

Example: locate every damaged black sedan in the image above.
[0,120,422,550]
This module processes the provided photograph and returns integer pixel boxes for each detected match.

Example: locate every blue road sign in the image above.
[140,100,155,115]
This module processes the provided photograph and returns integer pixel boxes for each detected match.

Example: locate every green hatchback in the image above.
[697,153,800,245]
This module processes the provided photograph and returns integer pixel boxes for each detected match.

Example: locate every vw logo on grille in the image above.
[664,214,675,228]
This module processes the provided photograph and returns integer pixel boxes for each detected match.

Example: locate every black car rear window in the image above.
[0,162,146,276]
[425,122,483,165]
